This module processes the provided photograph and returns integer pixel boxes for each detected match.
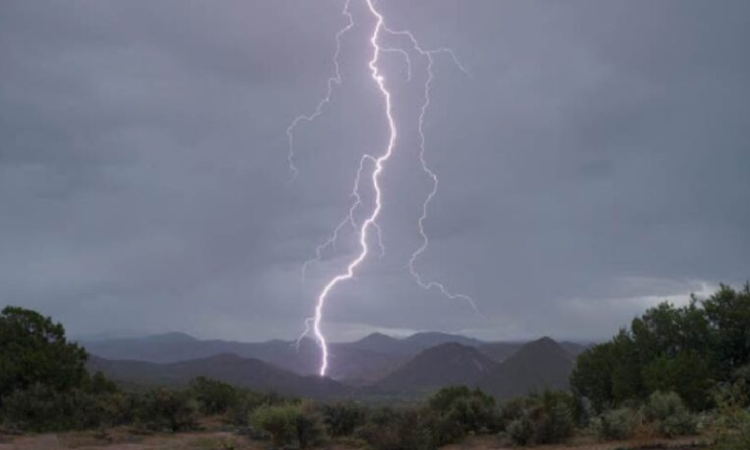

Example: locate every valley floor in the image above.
[0,430,713,450]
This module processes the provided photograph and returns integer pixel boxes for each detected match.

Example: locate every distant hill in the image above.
[82,335,403,382]
[559,341,590,357]
[478,342,525,362]
[377,343,499,391]
[142,332,198,343]
[343,331,485,356]
[343,332,404,354]
[479,340,588,362]
[477,337,575,400]
[87,354,348,398]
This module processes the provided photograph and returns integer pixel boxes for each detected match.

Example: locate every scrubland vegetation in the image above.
[0,283,748,449]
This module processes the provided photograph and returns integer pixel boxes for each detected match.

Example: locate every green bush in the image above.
[251,404,297,446]
[189,377,239,415]
[644,391,697,437]
[592,407,639,440]
[533,395,575,444]
[354,407,403,450]
[500,391,575,446]
[428,386,499,436]
[321,401,366,437]
[136,389,198,432]
[0,383,133,431]
[1,384,77,431]
[428,385,476,412]
[507,415,534,446]
[294,403,327,449]
[251,402,325,449]
[226,389,271,426]
[715,408,750,450]
[354,407,440,450]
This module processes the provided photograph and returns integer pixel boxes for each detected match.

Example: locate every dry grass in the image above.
[442,433,711,450]
[0,430,713,450]
[0,430,262,450]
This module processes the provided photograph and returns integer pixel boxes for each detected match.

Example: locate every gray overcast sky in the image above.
[1,0,748,343]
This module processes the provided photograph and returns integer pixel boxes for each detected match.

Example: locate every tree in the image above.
[703,283,750,378]
[571,283,748,412]
[570,342,616,412]
[0,306,88,402]
[642,351,713,410]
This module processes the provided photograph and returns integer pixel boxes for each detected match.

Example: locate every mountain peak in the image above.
[478,336,574,400]
[526,336,561,349]
[143,332,197,343]
[378,342,498,391]
[358,332,398,343]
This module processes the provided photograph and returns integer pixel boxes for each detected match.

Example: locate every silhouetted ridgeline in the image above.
[82,331,586,397]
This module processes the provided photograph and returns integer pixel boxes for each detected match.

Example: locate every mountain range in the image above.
[82,332,588,400]
[87,353,348,398]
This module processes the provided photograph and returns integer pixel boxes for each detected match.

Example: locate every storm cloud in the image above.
[1,0,748,342]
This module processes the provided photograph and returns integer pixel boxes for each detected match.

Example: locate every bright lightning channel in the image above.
[289,0,474,376]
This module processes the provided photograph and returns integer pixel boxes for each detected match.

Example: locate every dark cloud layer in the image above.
[1,0,748,342]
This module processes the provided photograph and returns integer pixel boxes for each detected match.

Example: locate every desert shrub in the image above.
[354,407,439,450]
[507,415,535,446]
[428,386,500,435]
[0,384,133,431]
[251,402,325,449]
[426,411,465,447]
[251,404,297,446]
[592,407,640,440]
[428,386,501,445]
[136,389,198,432]
[715,407,750,450]
[294,403,327,449]
[500,391,575,446]
[84,371,119,395]
[321,401,366,437]
[1,384,77,431]
[392,408,439,450]
[644,391,697,437]
[719,364,750,409]
[189,377,239,415]
[446,394,500,434]
[499,396,535,426]
[533,393,575,444]
[354,407,402,450]
[226,389,271,426]
[429,385,476,412]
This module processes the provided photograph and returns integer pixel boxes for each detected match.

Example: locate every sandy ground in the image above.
[442,435,713,450]
[0,431,713,450]
[0,430,262,450]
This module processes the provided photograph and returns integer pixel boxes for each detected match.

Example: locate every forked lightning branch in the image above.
[286,0,475,377]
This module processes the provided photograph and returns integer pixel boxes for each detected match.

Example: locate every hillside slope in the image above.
[477,337,574,400]
[378,343,498,391]
[87,354,348,398]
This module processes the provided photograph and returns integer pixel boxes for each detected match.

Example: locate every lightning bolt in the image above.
[288,0,474,376]
[404,45,477,313]
[285,0,354,182]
